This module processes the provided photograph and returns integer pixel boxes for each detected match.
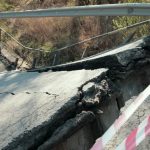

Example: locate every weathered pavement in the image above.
[105,93,150,150]
[0,36,150,150]
[0,68,107,149]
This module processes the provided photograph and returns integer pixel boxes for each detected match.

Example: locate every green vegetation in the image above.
[0,0,13,11]
[113,0,150,40]
[41,42,54,52]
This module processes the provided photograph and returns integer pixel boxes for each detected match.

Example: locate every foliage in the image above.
[112,0,150,41]
[41,42,54,52]
[1,0,150,67]
[0,0,14,11]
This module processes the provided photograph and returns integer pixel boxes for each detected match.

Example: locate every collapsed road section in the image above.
[0,36,150,150]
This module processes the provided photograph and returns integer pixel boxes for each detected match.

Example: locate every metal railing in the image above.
[0,3,150,18]
[0,3,150,69]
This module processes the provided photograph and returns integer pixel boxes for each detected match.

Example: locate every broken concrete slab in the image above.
[28,36,150,75]
[37,77,121,150]
[38,111,95,150]
[0,36,150,150]
[0,68,110,150]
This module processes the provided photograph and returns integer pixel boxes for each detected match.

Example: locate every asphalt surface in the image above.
[0,68,107,149]
[0,36,149,150]
[105,94,150,150]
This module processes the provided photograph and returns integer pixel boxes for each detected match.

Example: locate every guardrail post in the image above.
[52,50,61,66]
[52,53,56,66]
[81,47,87,59]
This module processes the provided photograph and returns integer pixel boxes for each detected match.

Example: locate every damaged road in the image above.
[0,36,150,150]
[29,36,150,77]
[0,68,115,150]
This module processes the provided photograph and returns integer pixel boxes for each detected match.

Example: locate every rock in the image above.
[38,111,95,150]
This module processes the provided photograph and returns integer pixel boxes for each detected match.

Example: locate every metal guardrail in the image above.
[0,3,150,18]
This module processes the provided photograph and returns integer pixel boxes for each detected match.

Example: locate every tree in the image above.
[112,0,150,42]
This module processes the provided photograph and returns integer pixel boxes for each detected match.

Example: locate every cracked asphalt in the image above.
[0,68,107,149]
[105,95,150,150]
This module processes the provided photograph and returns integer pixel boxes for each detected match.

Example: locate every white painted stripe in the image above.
[104,86,150,145]
[102,125,116,146]
[124,87,150,121]
[91,85,150,150]
[116,116,149,150]
[135,117,148,146]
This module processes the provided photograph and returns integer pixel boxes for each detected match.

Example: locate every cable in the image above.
[0,27,47,52]
[0,19,149,54]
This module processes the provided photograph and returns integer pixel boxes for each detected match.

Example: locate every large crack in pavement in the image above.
[37,75,123,150]
[0,69,108,150]
[0,36,150,150]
